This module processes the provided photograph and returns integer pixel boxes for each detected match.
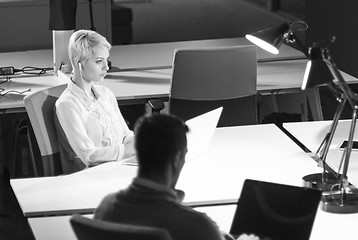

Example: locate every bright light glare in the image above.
[245,34,279,54]
[302,60,312,90]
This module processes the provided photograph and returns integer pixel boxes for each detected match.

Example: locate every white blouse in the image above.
[55,81,134,167]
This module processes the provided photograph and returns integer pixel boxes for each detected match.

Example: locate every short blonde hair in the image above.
[68,30,111,67]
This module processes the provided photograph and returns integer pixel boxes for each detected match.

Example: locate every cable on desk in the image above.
[21,66,53,75]
[0,88,31,97]
[0,66,53,76]
[0,78,11,85]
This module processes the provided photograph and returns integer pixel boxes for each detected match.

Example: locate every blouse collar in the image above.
[68,80,102,108]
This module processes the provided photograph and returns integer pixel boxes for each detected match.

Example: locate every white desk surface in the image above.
[2,38,357,117]
[11,124,318,218]
[283,120,358,187]
[0,74,65,111]
[0,59,311,110]
[2,59,357,111]
[102,59,358,100]
[0,51,47,69]
[28,37,305,71]
[0,37,305,111]
[28,204,358,240]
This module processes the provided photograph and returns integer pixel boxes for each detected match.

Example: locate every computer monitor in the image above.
[52,30,73,75]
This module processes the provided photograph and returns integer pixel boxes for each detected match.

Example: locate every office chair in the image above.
[70,214,173,240]
[150,45,258,127]
[22,84,68,176]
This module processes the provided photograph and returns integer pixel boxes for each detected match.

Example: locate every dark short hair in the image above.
[134,114,189,172]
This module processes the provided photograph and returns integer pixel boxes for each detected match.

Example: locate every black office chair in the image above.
[70,214,173,240]
[149,45,258,127]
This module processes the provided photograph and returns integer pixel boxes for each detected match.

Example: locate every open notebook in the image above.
[229,179,322,240]
[123,107,223,165]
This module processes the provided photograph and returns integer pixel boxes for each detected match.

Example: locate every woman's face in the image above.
[81,46,110,83]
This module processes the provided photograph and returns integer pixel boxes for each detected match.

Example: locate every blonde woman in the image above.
[55,30,135,174]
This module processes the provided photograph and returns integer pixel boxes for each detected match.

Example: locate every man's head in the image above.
[134,114,189,183]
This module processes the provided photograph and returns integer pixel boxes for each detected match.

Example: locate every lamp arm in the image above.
[340,109,358,200]
[315,98,346,180]
[324,50,357,108]
[327,82,344,102]
[323,48,358,198]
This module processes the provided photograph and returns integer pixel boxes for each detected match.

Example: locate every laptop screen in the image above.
[230,179,322,240]
[185,107,223,161]
[123,107,223,166]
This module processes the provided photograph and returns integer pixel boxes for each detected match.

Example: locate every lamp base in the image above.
[321,190,358,214]
[302,173,341,191]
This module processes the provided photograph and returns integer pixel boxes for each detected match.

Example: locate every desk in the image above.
[10,124,318,218]
[2,37,358,120]
[0,51,47,69]
[101,60,358,119]
[27,204,358,240]
[28,37,305,70]
[283,120,358,187]
[103,59,353,99]
[0,37,306,111]
[0,75,65,112]
[2,59,358,117]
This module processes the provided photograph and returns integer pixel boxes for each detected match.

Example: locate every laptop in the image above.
[229,179,322,240]
[123,107,223,165]
[185,107,223,161]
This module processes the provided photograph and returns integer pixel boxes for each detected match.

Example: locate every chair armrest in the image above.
[147,99,165,113]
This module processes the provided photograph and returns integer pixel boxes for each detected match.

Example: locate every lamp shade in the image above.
[245,22,290,54]
[302,46,334,90]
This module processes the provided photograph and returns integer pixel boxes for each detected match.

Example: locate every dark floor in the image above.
[0,169,34,240]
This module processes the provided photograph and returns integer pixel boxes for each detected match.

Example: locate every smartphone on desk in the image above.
[338,140,358,150]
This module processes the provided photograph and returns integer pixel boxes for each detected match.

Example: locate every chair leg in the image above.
[11,127,19,179]
[11,117,38,178]
[26,126,38,177]
[11,119,26,178]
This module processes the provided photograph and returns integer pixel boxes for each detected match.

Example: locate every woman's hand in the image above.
[237,234,260,240]
[223,233,260,240]
[123,138,136,158]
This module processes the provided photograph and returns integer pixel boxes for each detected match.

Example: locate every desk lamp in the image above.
[302,37,358,213]
[246,22,340,191]
[301,41,344,192]
[247,21,358,213]
[245,21,308,56]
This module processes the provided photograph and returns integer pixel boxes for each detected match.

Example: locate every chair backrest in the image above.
[169,45,258,127]
[70,214,173,240]
[23,83,67,176]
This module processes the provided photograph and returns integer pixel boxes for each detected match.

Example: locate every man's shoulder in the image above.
[171,203,214,223]
[167,205,224,240]
[100,191,118,204]
[94,191,121,219]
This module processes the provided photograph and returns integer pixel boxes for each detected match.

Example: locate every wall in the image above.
[0,0,111,52]
[306,0,358,78]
